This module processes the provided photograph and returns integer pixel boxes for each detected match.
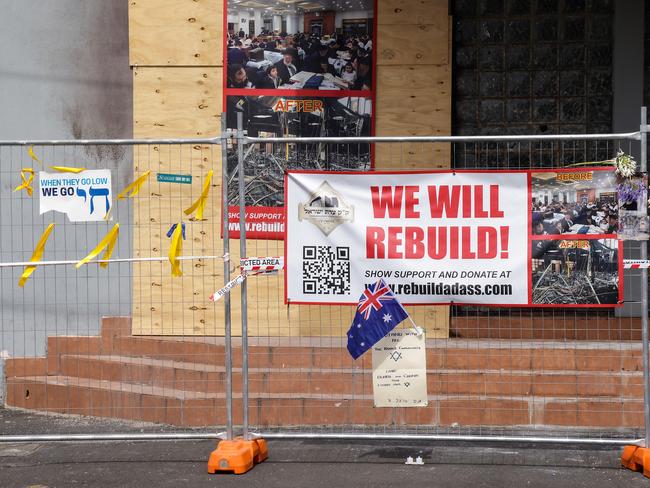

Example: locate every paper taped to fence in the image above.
[285,170,623,307]
[372,328,427,408]
[39,169,112,222]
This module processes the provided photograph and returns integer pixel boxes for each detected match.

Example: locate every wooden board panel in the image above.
[133,67,222,138]
[129,3,452,338]
[129,0,223,66]
[375,64,451,137]
[376,23,448,66]
[374,143,451,169]
[377,0,447,25]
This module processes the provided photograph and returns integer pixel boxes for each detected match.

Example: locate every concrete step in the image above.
[51,354,644,398]
[47,333,645,373]
[5,375,643,429]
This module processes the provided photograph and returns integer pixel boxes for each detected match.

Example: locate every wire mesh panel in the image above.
[0,141,229,434]
[234,134,645,442]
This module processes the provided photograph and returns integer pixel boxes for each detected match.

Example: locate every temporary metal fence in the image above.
[0,108,648,450]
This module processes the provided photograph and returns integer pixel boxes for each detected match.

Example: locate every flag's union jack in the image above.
[357,282,393,320]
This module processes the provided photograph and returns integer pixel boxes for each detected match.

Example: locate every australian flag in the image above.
[346,278,410,360]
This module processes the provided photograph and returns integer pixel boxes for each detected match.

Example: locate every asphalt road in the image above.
[1,407,648,487]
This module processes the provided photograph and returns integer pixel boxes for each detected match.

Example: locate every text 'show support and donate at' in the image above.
[285,170,623,307]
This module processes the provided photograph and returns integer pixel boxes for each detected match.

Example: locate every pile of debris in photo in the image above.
[226,146,370,207]
[531,240,619,305]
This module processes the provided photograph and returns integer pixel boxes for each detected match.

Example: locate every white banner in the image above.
[39,170,112,222]
[285,171,530,305]
[372,328,428,408]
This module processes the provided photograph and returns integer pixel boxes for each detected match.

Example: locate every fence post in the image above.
[221,113,233,440]
[641,106,649,448]
[236,111,250,441]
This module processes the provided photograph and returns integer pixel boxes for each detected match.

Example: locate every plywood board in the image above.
[376,23,448,66]
[133,67,222,138]
[129,4,452,338]
[377,0,447,25]
[129,0,223,66]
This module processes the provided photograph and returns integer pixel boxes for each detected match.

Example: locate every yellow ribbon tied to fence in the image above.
[19,223,55,287]
[14,168,35,196]
[169,222,184,277]
[28,146,41,165]
[184,170,213,221]
[75,224,119,269]
[49,166,87,173]
[117,170,151,200]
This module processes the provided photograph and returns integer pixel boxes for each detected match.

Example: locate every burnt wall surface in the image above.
[0,0,132,365]
[452,0,614,138]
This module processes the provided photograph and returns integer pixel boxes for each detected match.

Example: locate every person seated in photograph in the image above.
[256,65,283,89]
[264,39,281,52]
[319,57,336,76]
[563,210,574,227]
[227,39,248,67]
[227,64,252,88]
[340,62,357,87]
[533,217,547,235]
[359,34,372,51]
[328,39,342,59]
[604,213,618,234]
[303,42,330,73]
[352,56,372,90]
[275,47,300,85]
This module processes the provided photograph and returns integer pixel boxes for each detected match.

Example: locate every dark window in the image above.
[452,0,614,148]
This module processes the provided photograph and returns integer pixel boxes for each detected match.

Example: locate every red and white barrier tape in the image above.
[209,274,246,302]
[240,256,284,273]
[624,260,650,269]
[210,257,285,301]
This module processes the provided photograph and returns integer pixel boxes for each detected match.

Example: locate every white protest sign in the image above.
[39,170,112,222]
[372,328,428,408]
[286,171,529,305]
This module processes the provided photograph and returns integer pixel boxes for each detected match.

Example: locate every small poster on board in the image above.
[372,328,428,408]
[39,169,112,222]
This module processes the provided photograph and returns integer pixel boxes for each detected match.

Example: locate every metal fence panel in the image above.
[0,115,647,447]
[232,123,647,443]
[0,140,230,437]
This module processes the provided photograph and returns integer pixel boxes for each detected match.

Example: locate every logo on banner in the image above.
[39,169,112,222]
[298,181,354,235]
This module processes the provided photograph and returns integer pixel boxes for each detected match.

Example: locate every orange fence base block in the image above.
[621,445,650,477]
[207,438,268,475]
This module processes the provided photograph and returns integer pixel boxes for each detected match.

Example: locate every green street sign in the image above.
[157,173,192,184]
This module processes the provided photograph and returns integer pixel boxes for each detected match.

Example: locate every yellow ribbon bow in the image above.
[75,224,119,269]
[184,170,213,221]
[19,223,55,287]
[48,166,87,173]
[14,168,35,196]
[28,146,41,165]
[117,170,151,200]
[169,222,184,277]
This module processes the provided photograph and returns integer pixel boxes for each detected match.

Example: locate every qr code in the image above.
[302,246,350,295]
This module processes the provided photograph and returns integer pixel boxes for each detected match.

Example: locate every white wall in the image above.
[335,10,371,29]
[228,8,268,35]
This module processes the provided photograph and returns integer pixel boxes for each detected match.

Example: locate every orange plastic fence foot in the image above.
[621,445,650,478]
[207,437,268,475]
